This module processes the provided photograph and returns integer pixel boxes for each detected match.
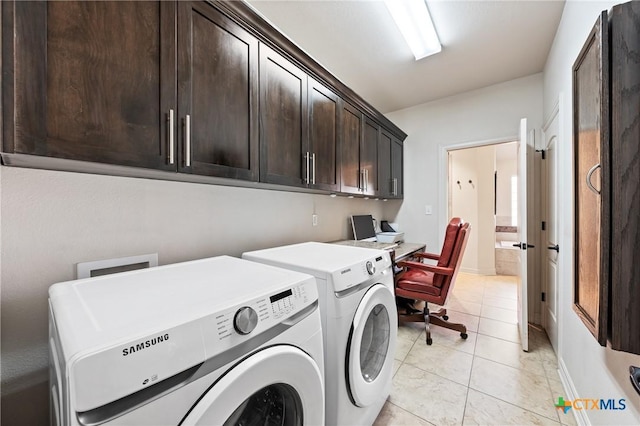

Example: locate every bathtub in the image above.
[495,240,519,275]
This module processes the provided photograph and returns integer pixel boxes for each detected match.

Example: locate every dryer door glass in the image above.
[223,383,302,426]
[347,283,398,407]
[359,304,390,382]
[181,345,324,426]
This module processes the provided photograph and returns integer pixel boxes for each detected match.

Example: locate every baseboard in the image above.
[558,357,590,426]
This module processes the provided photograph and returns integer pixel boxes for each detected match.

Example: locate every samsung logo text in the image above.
[122,334,169,356]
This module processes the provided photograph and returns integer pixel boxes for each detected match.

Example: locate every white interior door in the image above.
[542,109,560,353]
[516,118,532,352]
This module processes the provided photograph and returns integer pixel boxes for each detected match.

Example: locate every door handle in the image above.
[167,109,175,165]
[305,152,311,185]
[184,114,191,167]
[547,244,559,252]
[586,163,601,195]
[513,242,535,250]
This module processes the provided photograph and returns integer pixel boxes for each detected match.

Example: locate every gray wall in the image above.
[0,166,400,424]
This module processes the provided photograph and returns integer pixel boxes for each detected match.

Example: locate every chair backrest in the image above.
[433,218,471,291]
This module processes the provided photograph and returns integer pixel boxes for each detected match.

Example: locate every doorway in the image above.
[448,141,519,276]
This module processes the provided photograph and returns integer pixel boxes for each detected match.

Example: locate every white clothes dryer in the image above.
[243,242,397,426]
[49,256,324,426]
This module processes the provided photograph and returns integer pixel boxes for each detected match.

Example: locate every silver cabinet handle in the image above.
[359,169,364,191]
[586,163,601,195]
[167,109,175,165]
[305,152,310,185]
[393,178,398,196]
[184,114,191,167]
[312,153,316,185]
[364,168,369,191]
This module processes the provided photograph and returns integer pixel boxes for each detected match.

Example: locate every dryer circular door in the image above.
[181,345,324,425]
[347,283,397,407]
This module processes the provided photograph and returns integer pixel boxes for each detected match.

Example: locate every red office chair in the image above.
[395,218,470,345]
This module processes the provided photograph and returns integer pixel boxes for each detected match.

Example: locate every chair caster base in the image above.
[442,315,449,320]
[461,333,468,339]
[426,337,433,345]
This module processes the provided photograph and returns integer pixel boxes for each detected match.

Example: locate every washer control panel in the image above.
[213,278,316,341]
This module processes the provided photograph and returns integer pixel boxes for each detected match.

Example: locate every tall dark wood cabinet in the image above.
[573,1,640,355]
[3,1,177,170]
[177,1,259,180]
[609,1,640,355]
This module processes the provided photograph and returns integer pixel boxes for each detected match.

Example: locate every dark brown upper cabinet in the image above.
[377,129,404,199]
[259,45,341,191]
[391,137,404,198]
[259,44,308,187]
[2,0,406,194]
[573,1,640,355]
[177,2,259,180]
[361,117,380,196]
[3,1,259,181]
[340,102,364,194]
[308,78,341,192]
[3,1,177,171]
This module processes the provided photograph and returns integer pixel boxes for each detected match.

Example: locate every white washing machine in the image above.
[48,256,324,426]
[243,242,397,426]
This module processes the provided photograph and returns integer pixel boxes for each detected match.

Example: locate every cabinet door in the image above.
[572,10,609,346]
[177,2,258,180]
[6,1,176,170]
[377,130,392,198]
[610,1,640,355]
[362,118,379,196]
[308,78,340,191]
[341,102,363,194]
[391,137,404,198]
[259,44,308,187]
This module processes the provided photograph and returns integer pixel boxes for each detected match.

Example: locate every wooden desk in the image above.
[331,240,425,263]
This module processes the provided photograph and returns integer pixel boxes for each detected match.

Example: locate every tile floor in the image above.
[375,273,575,426]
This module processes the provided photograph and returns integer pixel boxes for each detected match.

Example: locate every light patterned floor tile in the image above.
[484,286,517,301]
[447,298,483,316]
[474,334,546,376]
[463,389,560,425]
[404,340,474,386]
[482,294,517,310]
[392,359,402,377]
[547,378,576,426]
[469,357,558,421]
[440,309,480,332]
[420,326,478,355]
[390,364,468,426]
[478,317,520,343]
[452,288,485,304]
[480,305,518,324]
[373,401,435,426]
[395,332,417,362]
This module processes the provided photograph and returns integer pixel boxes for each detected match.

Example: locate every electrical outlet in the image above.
[425,205,433,215]
[312,214,318,226]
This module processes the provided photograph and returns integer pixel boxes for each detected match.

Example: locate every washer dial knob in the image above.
[366,261,376,275]
[234,306,258,335]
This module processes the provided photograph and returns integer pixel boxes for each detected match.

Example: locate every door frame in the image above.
[541,94,564,354]
[439,131,540,326]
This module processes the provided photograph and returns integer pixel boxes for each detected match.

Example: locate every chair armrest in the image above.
[396,260,454,276]
[413,252,440,261]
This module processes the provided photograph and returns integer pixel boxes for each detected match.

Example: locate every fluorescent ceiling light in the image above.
[384,0,441,60]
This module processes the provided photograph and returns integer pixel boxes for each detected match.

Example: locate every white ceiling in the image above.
[248,0,566,113]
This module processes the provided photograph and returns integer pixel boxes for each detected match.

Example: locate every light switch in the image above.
[425,205,433,215]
